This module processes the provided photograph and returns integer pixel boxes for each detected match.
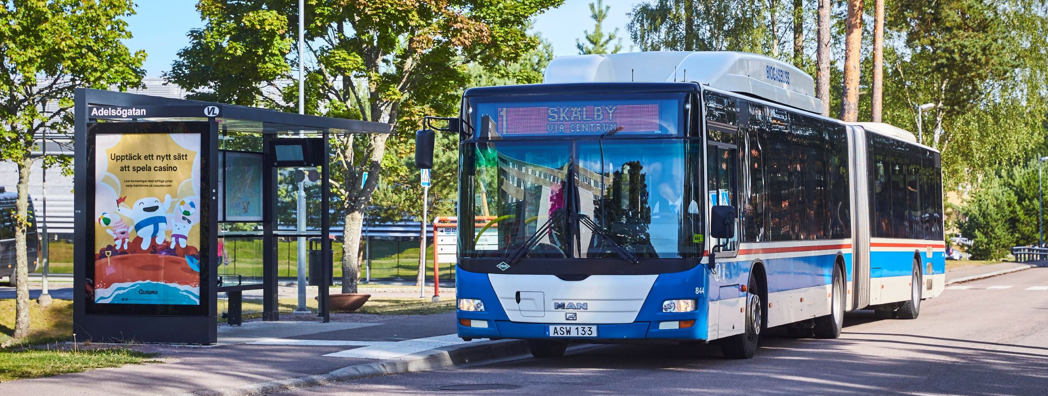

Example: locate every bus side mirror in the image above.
[710,205,736,239]
[415,129,435,169]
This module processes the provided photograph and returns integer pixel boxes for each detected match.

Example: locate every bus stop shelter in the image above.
[72,88,390,344]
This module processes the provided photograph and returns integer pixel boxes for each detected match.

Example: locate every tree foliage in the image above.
[0,0,145,339]
[882,0,1048,186]
[959,175,1017,260]
[958,161,1048,259]
[627,0,768,53]
[577,0,623,55]
[171,0,562,291]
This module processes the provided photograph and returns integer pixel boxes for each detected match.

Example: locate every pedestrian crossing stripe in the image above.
[947,285,1048,290]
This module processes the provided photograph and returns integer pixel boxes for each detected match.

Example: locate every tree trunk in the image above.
[339,131,391,294]
[684,0,695,51]
[871,0,884,122]
[769,0,779,57]
[793,0,804,67]
[816,0,831,117]
[341,210,363,294]
[13,159,31,339]
[841,0,864,122]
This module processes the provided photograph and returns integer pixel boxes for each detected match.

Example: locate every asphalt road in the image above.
[280,268,1048,395]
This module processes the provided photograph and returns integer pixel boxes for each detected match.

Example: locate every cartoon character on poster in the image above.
[92,133,202,305]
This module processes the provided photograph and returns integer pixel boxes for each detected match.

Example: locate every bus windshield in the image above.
[466,138,703,261]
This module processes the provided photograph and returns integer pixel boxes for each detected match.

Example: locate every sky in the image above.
[124,1,639,77]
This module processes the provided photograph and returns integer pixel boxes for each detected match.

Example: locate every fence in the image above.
[1011,246,1048,262]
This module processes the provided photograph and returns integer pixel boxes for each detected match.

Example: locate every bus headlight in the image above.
[663,299,697,313]
[458,298,485,312]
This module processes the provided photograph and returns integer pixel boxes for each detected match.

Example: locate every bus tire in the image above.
[814,264,844,339]
[527,339,567,358]
[897,260,922,320]
[721,275,761,359]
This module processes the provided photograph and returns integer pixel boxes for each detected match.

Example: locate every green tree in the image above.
[959,176,1017,260]
[369,33,554,225]
[882,0,1048,186]
[0,0,145,340]
[577,0,623,55]
[169,0,562,292]
[959,160,1048,259]
[167,2,293,108]
[470,31,553,87]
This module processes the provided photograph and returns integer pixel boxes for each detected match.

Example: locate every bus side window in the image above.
[743,103,766,243]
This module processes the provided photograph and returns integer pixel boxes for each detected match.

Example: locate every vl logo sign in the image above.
[204,106,220,117]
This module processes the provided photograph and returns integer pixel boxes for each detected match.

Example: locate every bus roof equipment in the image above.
[543,51,822,114]
[851,122,920,145]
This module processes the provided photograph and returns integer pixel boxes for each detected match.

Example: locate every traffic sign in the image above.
[421,169,431,187]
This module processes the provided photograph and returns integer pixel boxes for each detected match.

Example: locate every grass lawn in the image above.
[0,300,159,383]
[946,259,1007,271]
[219,296,454,322]
[0,300,74,346]
[0,348,159,383]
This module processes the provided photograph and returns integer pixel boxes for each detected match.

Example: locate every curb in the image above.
[184,339,529,396]
[945,264,1034,285]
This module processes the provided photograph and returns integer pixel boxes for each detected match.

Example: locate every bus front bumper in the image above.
[457,319,706,341]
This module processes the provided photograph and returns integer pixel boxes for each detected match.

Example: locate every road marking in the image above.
[946,286,973,290]
[324,334,466,360]
[986,286,1012,290]
[249,338,389,347]
[1026,286,1048,291]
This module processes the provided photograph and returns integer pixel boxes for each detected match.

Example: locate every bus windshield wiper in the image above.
[503,210,564,267]
[577,214,641,265]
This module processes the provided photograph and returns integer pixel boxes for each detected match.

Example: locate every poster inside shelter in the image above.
[93,133,201,305]
[223,152,263,221]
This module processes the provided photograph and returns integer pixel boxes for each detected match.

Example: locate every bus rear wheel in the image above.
[897,260,922,319]
[721,276,761,359]
[527,339,567,358]
[814,264,844,339]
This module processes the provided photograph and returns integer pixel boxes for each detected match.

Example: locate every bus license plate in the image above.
[549,325,597,337]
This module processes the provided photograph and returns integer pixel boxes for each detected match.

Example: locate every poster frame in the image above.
[84,121,211,317]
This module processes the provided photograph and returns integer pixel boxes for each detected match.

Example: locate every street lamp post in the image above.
[1040,157,1048,247]
[917,103,935,145]
[294,0,309,314]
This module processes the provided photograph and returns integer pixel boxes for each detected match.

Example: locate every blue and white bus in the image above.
[417,52,945,359]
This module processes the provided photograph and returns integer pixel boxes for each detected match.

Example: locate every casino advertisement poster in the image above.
[92,133,202,305]
[476,98,679,136]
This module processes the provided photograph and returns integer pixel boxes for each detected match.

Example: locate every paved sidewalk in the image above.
[946,262,1036,284]
[0,312,522,396]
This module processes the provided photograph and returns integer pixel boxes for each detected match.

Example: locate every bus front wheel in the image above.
[721,276,762,359]
[527,339,567,358]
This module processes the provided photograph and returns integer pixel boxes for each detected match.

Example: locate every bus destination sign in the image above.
[493,102,665,135]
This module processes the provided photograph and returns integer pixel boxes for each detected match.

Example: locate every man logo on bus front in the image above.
[554,302,588,310]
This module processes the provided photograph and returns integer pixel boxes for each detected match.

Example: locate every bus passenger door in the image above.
[707,144,739,257]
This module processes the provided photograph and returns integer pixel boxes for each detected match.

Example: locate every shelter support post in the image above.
[319,130,331,322]
[262,134,279,321]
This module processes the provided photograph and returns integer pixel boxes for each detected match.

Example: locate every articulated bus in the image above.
[417,52,945,359]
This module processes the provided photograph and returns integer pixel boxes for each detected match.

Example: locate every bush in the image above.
[960,177,1017,260]
[956,159,1048,260]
